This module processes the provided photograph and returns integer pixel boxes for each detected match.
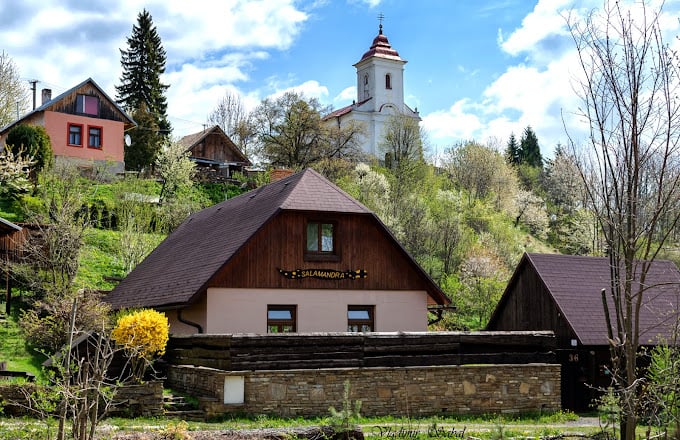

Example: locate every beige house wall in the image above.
[167,295,208,335]
[203,288,429,333]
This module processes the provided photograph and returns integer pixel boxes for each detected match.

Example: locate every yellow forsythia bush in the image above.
[111,309,169,359]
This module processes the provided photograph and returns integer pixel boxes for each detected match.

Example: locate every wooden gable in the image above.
[180,126,250,165]
[41,80,134,128]
[486,255,577,345]
[209,211,442,300]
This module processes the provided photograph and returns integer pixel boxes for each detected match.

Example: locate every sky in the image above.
[2,0,680,160]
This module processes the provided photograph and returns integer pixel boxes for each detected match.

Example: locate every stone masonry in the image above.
[167,364,560,418]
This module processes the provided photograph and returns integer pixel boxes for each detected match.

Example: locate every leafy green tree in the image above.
[253,91,363,169]
[5,124,53,173]
[443,141,518,210]
[505,132,520,165]
[519,125,542,168]
[380,113,423,167]
[0,51,28,127]
[116,9,171,170]
[156,140,196,204]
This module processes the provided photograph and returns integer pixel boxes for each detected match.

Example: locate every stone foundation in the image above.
[167,364,560,418]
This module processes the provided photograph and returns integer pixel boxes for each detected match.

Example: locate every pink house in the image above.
[0,78,135,174]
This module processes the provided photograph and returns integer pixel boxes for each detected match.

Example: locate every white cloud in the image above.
[268,80,329,101]
[335,86,356,103]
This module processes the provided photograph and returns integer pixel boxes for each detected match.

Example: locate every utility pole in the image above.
[28,80,38,110]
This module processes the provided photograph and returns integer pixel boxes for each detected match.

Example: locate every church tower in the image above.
[325,23,420,157]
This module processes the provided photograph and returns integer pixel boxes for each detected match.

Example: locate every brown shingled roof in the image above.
[494,253,680,346]
[105,169,448,309]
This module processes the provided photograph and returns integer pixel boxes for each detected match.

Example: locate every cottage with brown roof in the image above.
[177,125,250,181]
[106,168,449,334]
[487,252,680,411]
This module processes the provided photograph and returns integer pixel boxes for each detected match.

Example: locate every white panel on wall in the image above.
[224,376,245,404]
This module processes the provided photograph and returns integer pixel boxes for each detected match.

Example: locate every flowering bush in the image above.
[111,309,169,380]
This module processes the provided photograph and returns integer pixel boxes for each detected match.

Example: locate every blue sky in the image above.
[2,0,678,160]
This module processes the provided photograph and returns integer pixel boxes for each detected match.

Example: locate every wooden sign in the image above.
[278,268,367,280]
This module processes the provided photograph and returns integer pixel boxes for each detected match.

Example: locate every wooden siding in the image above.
[209,211,431,293]
[0,227,30,262]
[166,331,557,371]
[487,264,576,345]
[45,83,129,124]
[189,132,244,163]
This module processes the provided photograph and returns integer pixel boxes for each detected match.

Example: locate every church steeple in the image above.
[324,20,419,157]
[358,22,402,63]
[353,19,407,111]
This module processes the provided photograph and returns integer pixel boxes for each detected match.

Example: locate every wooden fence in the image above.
[166,331,556,371]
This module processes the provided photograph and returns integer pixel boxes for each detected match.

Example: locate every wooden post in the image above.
[4,260,10,316]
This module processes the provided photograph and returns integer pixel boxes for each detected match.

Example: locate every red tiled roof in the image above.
[323,98,372,120]
[498,253,680,346]
[105,169,448,309]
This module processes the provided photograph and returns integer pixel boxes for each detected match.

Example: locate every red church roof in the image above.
[358,25,403,62]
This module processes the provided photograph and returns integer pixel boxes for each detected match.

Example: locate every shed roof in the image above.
[490,253,680,346]
[106,168,449,309]
[0,217,21,235]
[177,125,250,165]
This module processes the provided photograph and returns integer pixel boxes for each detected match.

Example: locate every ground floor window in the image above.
[68,123,83,146]
[267,305,296,333]
[347,305,374,332]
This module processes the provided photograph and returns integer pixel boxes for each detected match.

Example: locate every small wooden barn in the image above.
[177,125,251,181]
[487,252,680,411]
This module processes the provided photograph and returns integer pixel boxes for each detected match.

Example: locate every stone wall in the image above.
[167,364,560,418]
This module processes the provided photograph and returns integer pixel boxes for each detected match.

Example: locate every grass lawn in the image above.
[0,301,46,378]
[0,411,644,440]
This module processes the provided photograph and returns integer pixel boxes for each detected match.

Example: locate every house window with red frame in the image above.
[88,126,102,149]
[68,124,83,147]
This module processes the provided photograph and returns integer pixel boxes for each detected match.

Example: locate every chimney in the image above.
[270,168,294,182]
[41,89,52,105]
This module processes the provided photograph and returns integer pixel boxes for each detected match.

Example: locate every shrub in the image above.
[111,309,169,381]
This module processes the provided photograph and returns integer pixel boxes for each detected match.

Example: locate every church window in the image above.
[363,74,369,99]
[385,74,392,89]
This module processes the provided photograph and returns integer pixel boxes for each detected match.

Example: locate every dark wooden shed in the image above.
[487,252,680,411]
[178,125,250,181]
[0,217,22,315]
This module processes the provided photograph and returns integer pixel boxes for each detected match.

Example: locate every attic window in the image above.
[306,222,334,253]
[76,95,99,116]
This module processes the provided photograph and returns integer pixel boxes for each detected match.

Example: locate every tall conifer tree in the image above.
[505,132,520,165]
[116,9,170,171]
[519,126,542,168]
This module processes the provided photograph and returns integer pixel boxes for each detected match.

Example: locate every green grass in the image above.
[76,228,165,291]
[0,198,24,223]
[0,302,46,379]
[0,412,603,440]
